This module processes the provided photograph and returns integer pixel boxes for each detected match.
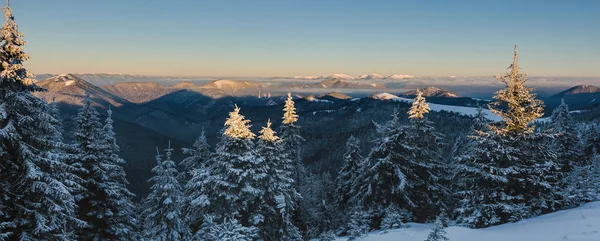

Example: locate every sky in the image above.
[10,0,600,77]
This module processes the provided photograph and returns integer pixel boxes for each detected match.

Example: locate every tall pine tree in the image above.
[142,144,191,241]
[180,129,212,182]
[280,92,305,190]
[355,90,448,223]
[335,135,364,210]
[71,94,137,240]
[454,46,560,228]
[203,105,266,233]
[0,3,83,239]
[256,119,301,241]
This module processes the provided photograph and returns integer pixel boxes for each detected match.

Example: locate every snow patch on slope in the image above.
[370,93,502,121]
[331,202,600,241]
[64,80,75,86]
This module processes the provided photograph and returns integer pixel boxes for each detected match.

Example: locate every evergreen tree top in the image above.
[489,45,544,136]
[0,3,38,91]
[472,105,489,132]
[282,92,298,125]
[550,98,573,133]
[408,89,430,120]
[224,104,255,139]
[259,118,279,142]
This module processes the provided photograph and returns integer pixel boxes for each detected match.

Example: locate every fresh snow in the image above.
[371,93,502,121]
[387,74,415,79]
[357,73,385,80]
[329,202,600,241]
[327,73,355,80]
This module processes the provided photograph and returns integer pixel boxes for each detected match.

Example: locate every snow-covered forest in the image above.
[1,3,600,241]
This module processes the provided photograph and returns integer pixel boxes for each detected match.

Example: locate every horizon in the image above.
[11,0,600,78]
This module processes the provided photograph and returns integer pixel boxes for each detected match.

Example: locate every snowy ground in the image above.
[372,93,503,122]
[334,202,600,241]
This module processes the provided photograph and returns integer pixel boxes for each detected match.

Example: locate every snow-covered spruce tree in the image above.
[102,106,138,239]
[454,46,560,228]
[549,99,583,173]
[180,129,212,182]
[425,214,450,241]
[142,144,191,241]
[346,208,371,241]
[335,135,364,210]
[0,4,83,240]
[583,124,600,159]
[195,215,259,241]
[380,204,412,233]
[181,130,214,233]
[203,105,266,231]
[280,92,305,190]
[354,91,449,223]
[256,119,301,241]
[71,94,137,240]
[564,151,600,204]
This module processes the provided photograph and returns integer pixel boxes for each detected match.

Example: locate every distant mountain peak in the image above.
[356,73,385,80]
[553,85,600,97]
[369,92,400,100]
[325,73,355,80]
[387,74,414,79]
[402,86,460,98]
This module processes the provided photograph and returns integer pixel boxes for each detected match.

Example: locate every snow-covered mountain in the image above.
[34,73,129,107]
[387,74,415,79]
[324,73,355,80]
[101,82,177,104]
[293,76,322,80]
[551,84,600,98]
[329,201,600,241]
[401,86,461,98]
[356,73,385,80]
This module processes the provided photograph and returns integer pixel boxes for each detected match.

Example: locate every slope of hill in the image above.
[330,201,600,241]
[35,74,129,107]
[320,91,353,100]
[101,82,177,103]
[546,84,600,111]
[551,84,600,97]
[356,73,385,80]
[369,92,501,121]
[401,86,461,98]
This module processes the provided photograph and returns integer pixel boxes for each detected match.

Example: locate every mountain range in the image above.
[283,73,415,80]
[32,73,600,197]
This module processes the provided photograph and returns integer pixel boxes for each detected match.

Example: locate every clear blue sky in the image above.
[11,0,600,77]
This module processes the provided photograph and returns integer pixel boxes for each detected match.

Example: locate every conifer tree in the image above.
[455,46,560,228]
[335,135,364,210]
[180,129,212,181]
[72,94,137,240]
[354,91,448,223]
[488,46,544,135]
[425,214,450,241]
[195,216,259,241]
[102,106,138,239]
[142,144,191,241]
[549,99,582,173]
[583,124,600,158]
[256,119,300,241]
[0,3,83,239]
[203,105,266,228]
[181,129,214,233]
[280,92,305,189]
